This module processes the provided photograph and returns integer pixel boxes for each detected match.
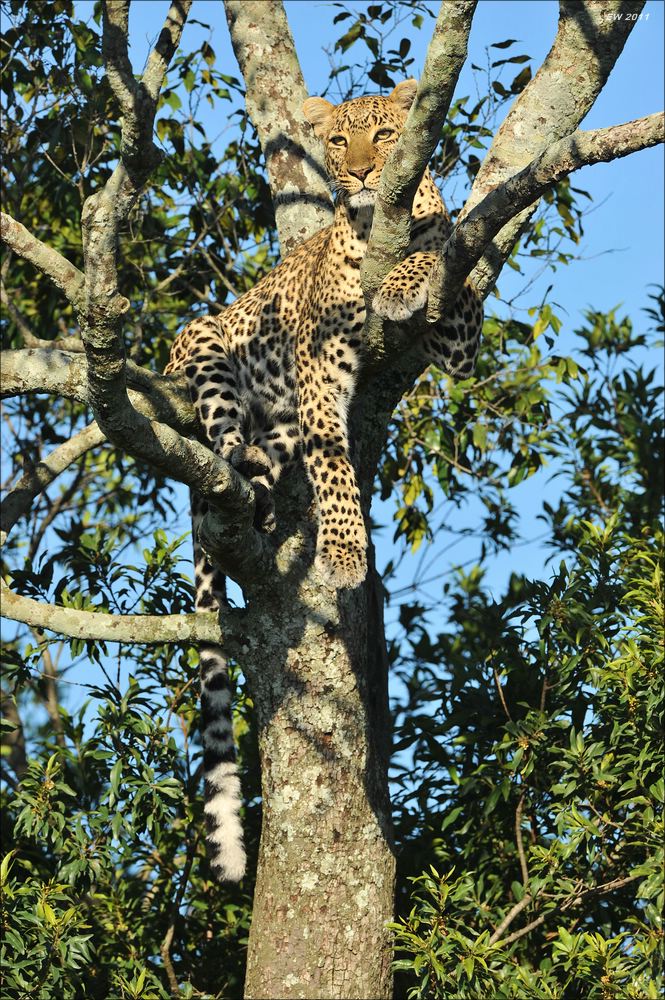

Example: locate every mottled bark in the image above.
[224,0,334,253]
[465,0,648,297]
[240,542,394,1000]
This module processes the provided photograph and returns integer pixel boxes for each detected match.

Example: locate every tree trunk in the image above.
[242,490,395,999]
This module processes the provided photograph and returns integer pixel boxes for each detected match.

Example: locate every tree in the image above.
[1,2,662,998]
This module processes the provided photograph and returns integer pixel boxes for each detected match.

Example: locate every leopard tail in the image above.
[191,493,246,881]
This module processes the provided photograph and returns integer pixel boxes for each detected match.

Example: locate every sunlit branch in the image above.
[224,0,334,253]
[465,0,647,297]
[427,113,665,319]
[0,580,223,644]
[362,0,477,361]
[0,211,85,311]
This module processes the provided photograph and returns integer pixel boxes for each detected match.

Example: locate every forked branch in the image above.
[224,0,333,252]
[427,112,665,319]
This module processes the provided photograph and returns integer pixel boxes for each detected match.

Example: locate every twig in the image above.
[490,873,642,949]
[489,893,533,945]
[492,664,512,721]
[160,844,196,997]
[515,792,529,887]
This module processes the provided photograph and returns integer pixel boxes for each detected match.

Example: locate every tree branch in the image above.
[490,873,642,949]
[0,347,273,584]
[0,278,83,350]
[76,0,269,585]
[427,112,664,320]
[361,0,477,361]
[224,0,333,253]
[0,418,259,646]
[463,0,648,297]
[488,892,533,946]
[142,0,191,103]
[0,349,196,435]
[101,0,136,118]
[0,211,85,311]
[1,422,105,541]
[0,580,225,644]
[515,792,529,888]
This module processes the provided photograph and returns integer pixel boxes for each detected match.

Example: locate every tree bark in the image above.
[241,540,394,1000]
[224,0,334,253]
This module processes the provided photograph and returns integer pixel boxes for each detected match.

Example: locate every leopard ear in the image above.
[388,78,418,111]
[303,97,335,137]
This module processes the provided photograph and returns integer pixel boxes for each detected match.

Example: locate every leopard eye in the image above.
[374,128,395,142]
[329,135,347,147]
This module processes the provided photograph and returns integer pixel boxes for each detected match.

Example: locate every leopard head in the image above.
[303,80,417,209]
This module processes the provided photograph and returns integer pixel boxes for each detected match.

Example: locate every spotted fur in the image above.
[166,80,483,880]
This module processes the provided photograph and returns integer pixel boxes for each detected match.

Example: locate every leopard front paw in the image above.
[228,443,271,481]
[373,277,429,322]
[315,541,367,590]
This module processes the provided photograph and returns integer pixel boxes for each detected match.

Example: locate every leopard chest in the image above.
[299,251,366,393]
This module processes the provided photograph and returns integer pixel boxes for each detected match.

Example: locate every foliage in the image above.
[389,293,664,998]
[0,1,662,998]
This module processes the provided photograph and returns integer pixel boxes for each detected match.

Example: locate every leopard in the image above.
[165,79,483,880]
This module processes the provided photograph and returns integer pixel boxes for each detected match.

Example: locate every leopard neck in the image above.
[333,201,374,249]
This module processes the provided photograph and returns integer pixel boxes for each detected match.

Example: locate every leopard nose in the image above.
[347,163,372,181]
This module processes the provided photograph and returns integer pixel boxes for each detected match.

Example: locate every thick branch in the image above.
[102,0,191,168]
[1,212,85,311]
[465,0,647,297]
[0,580,224,644]
[0,349,197,435]
[0,420,245,645]
[224,0,333,253]
[361,0,477,368]
[363,0,477,311]
[198,505,276,588]
[78,1,270,568]
[427,112,664,319]
[0,347,272,582]
[101,0,136,118]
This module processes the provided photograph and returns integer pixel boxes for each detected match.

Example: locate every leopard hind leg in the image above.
[299,384,367,589]
[185,349,275,531]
